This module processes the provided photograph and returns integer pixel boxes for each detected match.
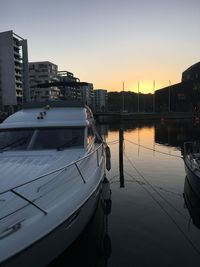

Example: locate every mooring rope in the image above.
[124,170,183,197]
[124,152,200,256]
[107,140,119,145]
[124,153,188,220]
[106,138,183,158]
[125,139,182,158]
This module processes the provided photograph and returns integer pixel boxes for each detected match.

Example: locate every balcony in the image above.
[16,84,22,90]
[14,57,22,64]
[15,72,22,78]
[13,50,20,56]
[15,65,22,71]
[16,92,23,97]
[13,43,20,50]
[15,79,22,85]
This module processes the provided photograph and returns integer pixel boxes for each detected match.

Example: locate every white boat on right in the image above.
[183,141,200,198]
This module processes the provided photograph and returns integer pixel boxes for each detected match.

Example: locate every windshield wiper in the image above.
[0,137,28,152]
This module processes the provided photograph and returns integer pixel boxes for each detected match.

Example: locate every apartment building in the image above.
[57,71,81,100]
[0,30,29,113]
[29,61,60,101]
[94,89,108,112]
[80,83,94,108]
[182,62,200,84]
[155,61,200,112]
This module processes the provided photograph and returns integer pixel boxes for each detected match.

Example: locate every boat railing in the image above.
[0,143,105,219]
[184,141,200,156]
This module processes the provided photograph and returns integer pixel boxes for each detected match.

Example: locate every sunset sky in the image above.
[1,0,200,93]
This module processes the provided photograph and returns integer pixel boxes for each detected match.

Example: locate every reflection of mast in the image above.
[167,124,171,155]
[119,128,124,187]
[153,125,155,157]
[138,127,140,156]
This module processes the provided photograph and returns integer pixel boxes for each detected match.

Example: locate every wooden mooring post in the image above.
[119,128,124,187]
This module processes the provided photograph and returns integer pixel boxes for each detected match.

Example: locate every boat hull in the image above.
[183,176,200,229]
[2,182,102,267]
[184,158,200,198]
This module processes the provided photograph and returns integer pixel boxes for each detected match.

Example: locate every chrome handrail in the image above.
[184,141,200,156]
[0,143,104,195]
[0,143,105,218]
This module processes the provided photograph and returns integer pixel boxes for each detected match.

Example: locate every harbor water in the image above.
[49,119,200,267]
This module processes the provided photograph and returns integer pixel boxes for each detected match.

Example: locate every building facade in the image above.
[182,62,200,84]
[94,89,108,112]
[155,61,200,112]
[29,61,60,101]
[79,83,94,108]
[0,30,29,113]
[57,71,81,100]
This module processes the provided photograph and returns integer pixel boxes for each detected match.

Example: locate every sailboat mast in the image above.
[122,82,125,112]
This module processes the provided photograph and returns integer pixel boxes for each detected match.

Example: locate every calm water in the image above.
[50,119,200,267]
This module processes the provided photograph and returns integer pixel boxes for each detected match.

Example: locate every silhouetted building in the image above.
[155,61,200,112]
[79,83,94,108]
[155,83,188,112]
[182,62,200,84]
[57,71,81,101]
[94,89,108,112]
[108,91,153,112]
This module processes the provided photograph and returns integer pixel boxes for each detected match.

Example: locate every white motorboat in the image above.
[183,176,200,230]
[183,141,200,198]
[0,101,111,267]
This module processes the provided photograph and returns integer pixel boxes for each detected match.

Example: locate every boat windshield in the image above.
[0,127,84,151]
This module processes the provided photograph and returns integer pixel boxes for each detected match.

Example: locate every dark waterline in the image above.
[49,120,200,267]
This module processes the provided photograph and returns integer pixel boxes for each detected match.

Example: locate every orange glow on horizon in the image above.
[91,68,181,94]
[95,80,179,94]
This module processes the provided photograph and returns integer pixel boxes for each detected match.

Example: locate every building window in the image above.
[29,65,35,70]
[38,64,47,68]
[39,75,48,78]
[177,93,185,100]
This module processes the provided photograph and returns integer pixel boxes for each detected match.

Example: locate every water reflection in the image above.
[98,119,200,153]
[155,120,200,150]
[104,120,200,266]
[49,120,200,266]
[48,195,112,267]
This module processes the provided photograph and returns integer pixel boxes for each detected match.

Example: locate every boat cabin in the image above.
[0,101,98,152]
